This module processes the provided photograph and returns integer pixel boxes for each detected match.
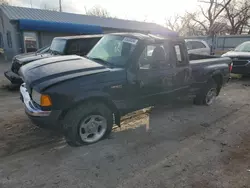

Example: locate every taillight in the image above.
[229,63,233,72]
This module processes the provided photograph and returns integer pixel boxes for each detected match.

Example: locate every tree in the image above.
[222,0,250,34]
[188,0,232,34]
[0,0,10,5]
[165,13,207,36]
[85,6,112,18]
[42,3,58,11]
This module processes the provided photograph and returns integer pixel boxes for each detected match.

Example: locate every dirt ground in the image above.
[0,62,62,157]
[1,61,250,187]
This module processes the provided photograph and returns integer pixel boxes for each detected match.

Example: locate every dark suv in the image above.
[4,35,102,84]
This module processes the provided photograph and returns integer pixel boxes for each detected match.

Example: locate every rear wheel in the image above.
[194,79,218,106]
[63,102,113,146]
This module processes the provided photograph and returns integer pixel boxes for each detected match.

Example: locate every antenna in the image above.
[59,0,62,12]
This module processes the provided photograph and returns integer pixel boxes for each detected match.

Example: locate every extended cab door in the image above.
[171,40,192,94]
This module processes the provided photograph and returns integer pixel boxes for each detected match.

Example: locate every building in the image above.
[0,5,177,59]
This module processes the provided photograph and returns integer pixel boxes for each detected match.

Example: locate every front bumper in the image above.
[20,83,51,117]
[20,83,61,128]
[4,70,23,84]
[231,59,250,75]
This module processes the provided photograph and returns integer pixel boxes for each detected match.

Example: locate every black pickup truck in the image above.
[19,33,232,146]
[4,35,102,84]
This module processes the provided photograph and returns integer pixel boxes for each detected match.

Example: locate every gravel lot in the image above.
[1,61,250,188]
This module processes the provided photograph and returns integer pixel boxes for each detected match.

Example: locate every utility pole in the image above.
[30,0,32,8]
[59,0,62,12]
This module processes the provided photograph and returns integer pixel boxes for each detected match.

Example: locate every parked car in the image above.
[185,39,211,55]
[19,33,232,146]
[222,41,250,75]
[4,35,102,84]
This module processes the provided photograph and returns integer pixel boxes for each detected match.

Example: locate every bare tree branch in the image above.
[165,13,207,36]
[200,5,210,20]
[214,0,232,20]
[187,0,232,34]
[222,0,250,34]
[85,6,112,18]
[0,0,10,5]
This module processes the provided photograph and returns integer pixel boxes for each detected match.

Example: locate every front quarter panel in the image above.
[43,69,127,111]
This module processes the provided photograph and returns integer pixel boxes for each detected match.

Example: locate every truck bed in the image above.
[188,53,220,60]
[190,56,232,68]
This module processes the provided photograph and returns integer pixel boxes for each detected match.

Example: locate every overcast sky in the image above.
[11,0,198,25]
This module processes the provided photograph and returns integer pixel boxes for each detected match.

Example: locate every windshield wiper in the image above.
[49,49,61,55]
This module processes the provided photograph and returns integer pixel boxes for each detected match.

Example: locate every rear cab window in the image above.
[66,37,101,56]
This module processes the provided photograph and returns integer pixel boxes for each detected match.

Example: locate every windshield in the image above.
[50,39,67,55]
[235,42,250,52]
[87,35,138,66]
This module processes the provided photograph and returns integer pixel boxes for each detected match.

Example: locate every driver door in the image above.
[135,43,176,107]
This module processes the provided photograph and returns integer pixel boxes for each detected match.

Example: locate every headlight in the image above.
[32,90,41,105]
[32,90,52,107]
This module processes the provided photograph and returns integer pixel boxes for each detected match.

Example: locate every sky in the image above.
[11,0,199,25]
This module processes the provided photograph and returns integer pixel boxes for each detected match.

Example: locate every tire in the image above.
[63,101,113,146]
[194,79,218,106]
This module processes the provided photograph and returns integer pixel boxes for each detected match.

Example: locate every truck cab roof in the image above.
[107,33,181,43]
[53,34,103,40]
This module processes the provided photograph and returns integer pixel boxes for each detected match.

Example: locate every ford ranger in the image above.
[19,33,232,146]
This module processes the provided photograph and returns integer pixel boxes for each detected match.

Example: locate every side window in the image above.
[139,44,166,69]
[174,45,182,62]
[186,41,192,50]
[192,41,206,49]
[6,31,12,48]
[174,44,185,64]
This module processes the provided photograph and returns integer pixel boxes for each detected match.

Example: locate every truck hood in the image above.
[20,55,109,91]
[14,52,36,59]
[17,53,54,65]
[222,51,250,58]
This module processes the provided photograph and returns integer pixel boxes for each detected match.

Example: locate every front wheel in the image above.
[194,79,218,106]
[63,102,113,146]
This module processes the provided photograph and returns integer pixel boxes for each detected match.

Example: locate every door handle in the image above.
[139,80,145,88]
[131,79,144,87]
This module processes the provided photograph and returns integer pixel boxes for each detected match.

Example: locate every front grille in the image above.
[11,59,21,74]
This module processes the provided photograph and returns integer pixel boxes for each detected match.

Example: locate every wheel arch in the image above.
[211,72,223,95]
[59,96,121,126]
